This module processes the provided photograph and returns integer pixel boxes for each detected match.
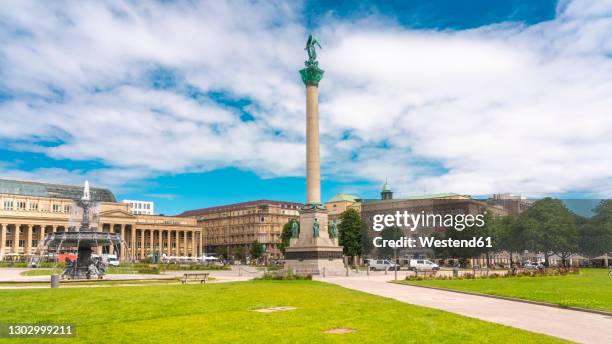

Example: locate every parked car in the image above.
[409,259,440,271]
[368,259,399,271]
[524,261,544,269]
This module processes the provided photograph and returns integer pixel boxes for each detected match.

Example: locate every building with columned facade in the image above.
[0,179,201,262]
[181,200,301,259]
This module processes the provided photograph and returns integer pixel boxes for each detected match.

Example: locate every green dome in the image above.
[382,179,392,192]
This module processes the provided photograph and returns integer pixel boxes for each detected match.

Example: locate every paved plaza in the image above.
[0,266,261,285]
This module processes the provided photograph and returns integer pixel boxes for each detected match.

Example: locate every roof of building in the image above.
[362,192,469,203]
[327,193,359,203]
[0,178,117,202]
[179,199,303,217]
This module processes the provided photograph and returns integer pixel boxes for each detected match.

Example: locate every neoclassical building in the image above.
[0,179,201,262]
[181,200,301,259]
[325,193,361,223]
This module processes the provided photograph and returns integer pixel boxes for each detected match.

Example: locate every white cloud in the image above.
[0,0,611,198]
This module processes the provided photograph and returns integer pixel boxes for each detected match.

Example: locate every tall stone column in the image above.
[158,230,163,255]
[13,224,20,255]
[306,84,321,204]
[120,224,126,261]
[149,229,154,256]
[25,225,32,256]
[108,224,115,255]
[131,226,136,261]
[0,224,5,261]
[139,229,145,260]
[183,231,188,257]
[286,35,344,275]
[192,232,197,258]
[199,230,203,256]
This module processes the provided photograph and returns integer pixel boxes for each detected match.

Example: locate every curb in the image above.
[392,281,612,317]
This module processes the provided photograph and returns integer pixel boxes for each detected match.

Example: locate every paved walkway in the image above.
[0,267,261,286]
[317,274,612,344]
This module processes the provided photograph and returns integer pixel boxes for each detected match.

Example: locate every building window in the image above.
[16,201,26,210]
[3,200,13,210]
[64,205,71,213]
[29,202,38,211]
[52,204,62,212]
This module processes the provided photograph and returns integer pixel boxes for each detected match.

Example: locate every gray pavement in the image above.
[0,266,263,285]
[316,273,612,344]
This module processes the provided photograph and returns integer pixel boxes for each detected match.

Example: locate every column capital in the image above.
[299,62,324,87]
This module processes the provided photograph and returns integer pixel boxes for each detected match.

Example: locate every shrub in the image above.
[257,271,312,281]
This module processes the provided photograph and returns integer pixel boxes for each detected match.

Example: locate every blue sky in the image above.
[1,0,612,215]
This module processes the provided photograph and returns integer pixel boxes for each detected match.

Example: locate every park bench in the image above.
[181,272,209,284]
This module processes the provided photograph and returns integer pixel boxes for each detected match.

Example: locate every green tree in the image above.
[432,221,479,260]
[214,246,226,259]
[279,220,293,253]
[520,198,578,266]
[360,223,374,256]
[495,215,522,265]
[338,208,363,260]
[580,200,612,258]
[378,226,403,259]
[468,211,498,267]
[234,247,245,260]
[250,240,265,259]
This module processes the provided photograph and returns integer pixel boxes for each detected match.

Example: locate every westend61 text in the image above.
[373,236,493,248]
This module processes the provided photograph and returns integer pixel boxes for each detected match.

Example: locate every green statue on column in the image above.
[300,34,324,86]
[312,218,320,238]
[305,35,322,63]
[290,219,300,239]
[329,220,337,239]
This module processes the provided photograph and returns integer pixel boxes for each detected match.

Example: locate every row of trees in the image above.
[277,198,612,267]
[433,198,612,266]
[213,240,265,261]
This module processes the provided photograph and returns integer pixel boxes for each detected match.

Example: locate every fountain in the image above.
[43,181,122,279]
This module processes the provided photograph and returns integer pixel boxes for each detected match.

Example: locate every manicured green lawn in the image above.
[20,268,63,276]
[0,280,565,344]
[399,268,612,312]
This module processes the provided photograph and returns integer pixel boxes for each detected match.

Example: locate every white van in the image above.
[409,259,439,271]
[368,259,399,271]
[106,254,120,267]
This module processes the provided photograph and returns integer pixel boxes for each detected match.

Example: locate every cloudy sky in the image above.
[1,0,611,214]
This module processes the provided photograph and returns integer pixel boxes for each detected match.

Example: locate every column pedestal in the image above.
[285,206,344,275]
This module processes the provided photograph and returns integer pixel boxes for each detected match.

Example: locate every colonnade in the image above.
[0,222,202,262]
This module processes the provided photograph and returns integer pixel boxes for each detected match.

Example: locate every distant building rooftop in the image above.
[0,178,117,202]
[327,193,359,203]
[179,199,303,217]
